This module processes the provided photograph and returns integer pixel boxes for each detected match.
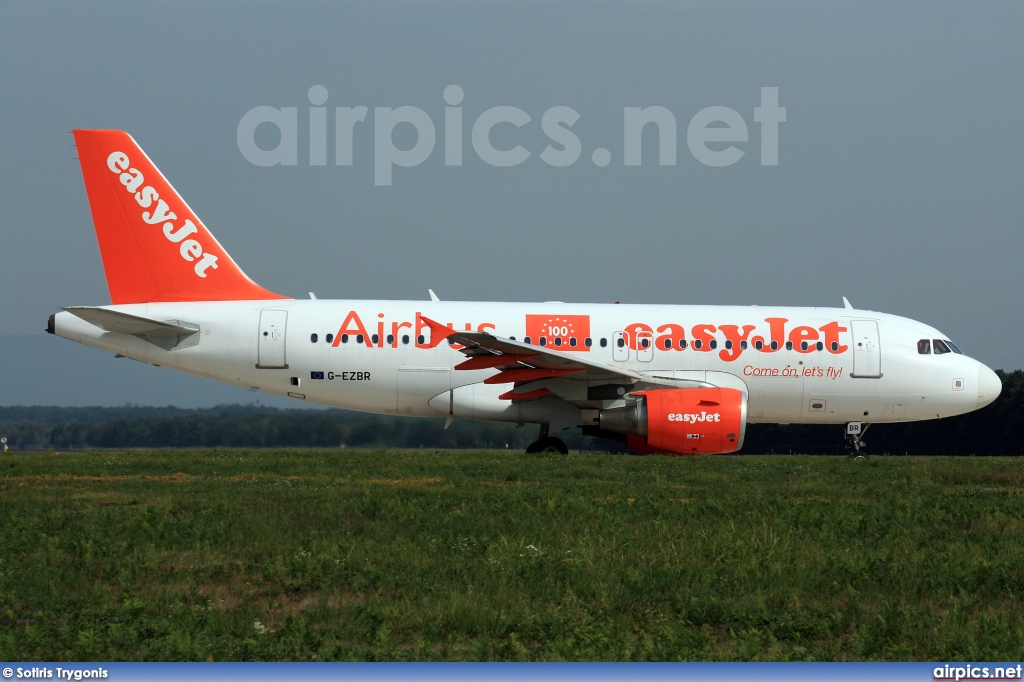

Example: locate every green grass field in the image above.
[1,449,1023,661]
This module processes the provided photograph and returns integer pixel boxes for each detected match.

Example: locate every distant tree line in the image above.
[2,370,1022,456]
[0,405,539,451]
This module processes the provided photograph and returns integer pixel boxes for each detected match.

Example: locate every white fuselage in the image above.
[52,300,999,428]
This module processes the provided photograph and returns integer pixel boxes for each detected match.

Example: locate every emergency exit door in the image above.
[612,331,629,362]
[257,310,288,369]
[636,330,654,362]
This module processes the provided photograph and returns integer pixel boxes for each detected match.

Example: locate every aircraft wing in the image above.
[419,315,641,398]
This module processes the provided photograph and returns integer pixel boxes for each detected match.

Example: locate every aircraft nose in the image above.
[977,364,1002,408]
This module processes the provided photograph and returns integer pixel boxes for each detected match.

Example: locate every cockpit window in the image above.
[917,339,931,354]
[933,339,951,355]
[945,340,964,355]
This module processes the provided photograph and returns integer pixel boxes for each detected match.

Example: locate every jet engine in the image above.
[598,387,747,455]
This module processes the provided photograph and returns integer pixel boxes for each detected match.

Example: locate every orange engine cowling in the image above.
[599,387,747,456]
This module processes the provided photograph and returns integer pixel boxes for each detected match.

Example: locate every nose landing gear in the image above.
[846,421,869,458]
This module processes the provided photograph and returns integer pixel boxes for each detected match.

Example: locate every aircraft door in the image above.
[257,310,288,369]
[636,330,654,362]
[612,331,629,362]
[850,320,881,378]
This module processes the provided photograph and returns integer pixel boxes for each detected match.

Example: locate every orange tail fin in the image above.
[73,129,288,304]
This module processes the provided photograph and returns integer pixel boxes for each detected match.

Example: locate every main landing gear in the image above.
[846,421,870,458]
[525,424,569,455]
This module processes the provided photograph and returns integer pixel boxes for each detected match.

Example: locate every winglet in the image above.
[418,315,457,348]
[842,297,853,309]
[428,289,440,302]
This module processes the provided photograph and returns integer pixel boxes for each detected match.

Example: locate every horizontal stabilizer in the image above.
[63,307,199,351]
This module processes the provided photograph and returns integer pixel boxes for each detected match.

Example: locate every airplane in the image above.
[47,130,1003,456]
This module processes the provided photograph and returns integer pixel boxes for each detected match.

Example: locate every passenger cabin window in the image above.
[816,341,824,351]
[933,339,952,355]
[678,339,687,349]
[616,337,625,348]
[918,339,931,354]
[554,338,562,347]
[524,336,532,345]
[600,338,607,347]
[386,334,394,345]
[754,340,763,350]
[741,340,748,349]
[402,335,410,345]
[310,333,318,343]
[693,340,702,350]
[585,338,592,347]
[641,338,650,349]
[569,338,577,347]
[371,334,379,345]
[710,340,717,349]
[356,334,364,344]
[326,333,335,344]
[539,337,547,347]
[663,339,672,349]
[417,335,425,344]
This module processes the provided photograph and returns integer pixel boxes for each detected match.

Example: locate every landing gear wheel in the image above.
[526,437,568,455]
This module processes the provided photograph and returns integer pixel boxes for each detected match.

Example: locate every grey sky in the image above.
[1,1,1022,407]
